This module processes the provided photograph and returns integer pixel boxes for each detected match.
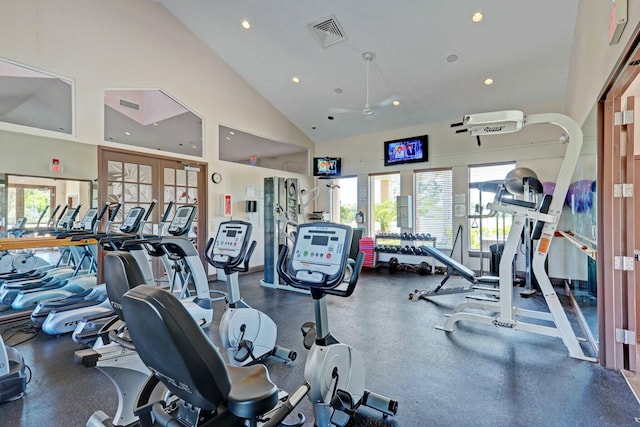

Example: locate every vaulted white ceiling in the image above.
[153,0,580,143]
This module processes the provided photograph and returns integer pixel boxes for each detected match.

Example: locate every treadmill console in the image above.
[211,221,251,264]
[120,207,145,233]
[291,223,351,284]
[167,205,197,236]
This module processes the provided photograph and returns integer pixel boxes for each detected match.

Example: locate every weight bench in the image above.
[409,245,499,300]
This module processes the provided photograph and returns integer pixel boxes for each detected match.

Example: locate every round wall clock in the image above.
[211,172,222,184]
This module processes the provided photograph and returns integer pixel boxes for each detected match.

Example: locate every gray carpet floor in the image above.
[2,268,639,426]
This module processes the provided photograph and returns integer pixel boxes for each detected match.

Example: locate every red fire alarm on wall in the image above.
[50,158,63,173]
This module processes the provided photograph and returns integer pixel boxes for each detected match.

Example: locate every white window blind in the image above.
[415,169,453,248]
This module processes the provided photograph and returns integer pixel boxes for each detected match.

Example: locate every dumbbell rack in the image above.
[374,233,437,272]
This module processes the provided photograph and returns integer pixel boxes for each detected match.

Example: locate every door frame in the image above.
[598,28,640,370]
[97,146,208,280]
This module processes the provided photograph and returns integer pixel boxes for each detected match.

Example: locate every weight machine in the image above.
[444,110,596,362]
[260,177,309,293]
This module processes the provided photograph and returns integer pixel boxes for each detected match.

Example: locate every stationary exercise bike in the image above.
[204,220,296,366]
[271,222,398,426]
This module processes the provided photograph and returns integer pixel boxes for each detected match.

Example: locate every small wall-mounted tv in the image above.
[384,135,428,167]
[313,157,341,177]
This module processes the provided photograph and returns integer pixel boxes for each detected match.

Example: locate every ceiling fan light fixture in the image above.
[362,51,376,62]
[392,100,400,106]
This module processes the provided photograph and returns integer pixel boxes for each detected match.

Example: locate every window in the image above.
[415,169,453,248]
[335,176,358,227]
[370,173,400,235]
[468,162,515,252]
[7,185,55,228]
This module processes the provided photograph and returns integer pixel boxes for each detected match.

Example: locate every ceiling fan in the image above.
[331,51,398,118]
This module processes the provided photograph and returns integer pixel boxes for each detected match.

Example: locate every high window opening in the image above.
[334,176,358,227]
[370,173,400,236]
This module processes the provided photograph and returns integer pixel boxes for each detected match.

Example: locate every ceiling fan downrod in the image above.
[362,51,376,115]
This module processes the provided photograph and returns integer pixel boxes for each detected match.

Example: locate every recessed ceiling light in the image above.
[446,54,459,63]
[472,12,484,23]
[229,131,235,135]
[192,144,197,149]
[241,20,251,30]
[484,78,494,86]
[152,122,158,127]
[292,77,300,84]
[392,100,400,106]
[124,131,131,136]
[328,116,334,120]
[225,136,231,141]
[179,143,184,146]
[334,88,343,94]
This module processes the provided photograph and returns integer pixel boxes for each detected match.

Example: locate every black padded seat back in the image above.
[122,285,232,412]
[104,252,148,320]
[532,194,553,240]
[419,244,475,282]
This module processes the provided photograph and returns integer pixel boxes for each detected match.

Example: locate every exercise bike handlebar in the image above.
[276,246,365,298]
[236,240,256,273]
[203,238,256,273]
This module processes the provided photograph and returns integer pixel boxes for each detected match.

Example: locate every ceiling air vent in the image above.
[309,15,346,48]
[119,99,140,110]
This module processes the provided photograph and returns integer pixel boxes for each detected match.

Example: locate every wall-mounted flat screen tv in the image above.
[384,135,428,166]
[313,157,341,177]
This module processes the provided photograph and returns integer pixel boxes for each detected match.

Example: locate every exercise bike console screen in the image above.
[167,205,197,236]
[212,221,251,263]
[291,223,351,284]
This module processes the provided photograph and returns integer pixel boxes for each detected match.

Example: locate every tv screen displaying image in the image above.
[313,157,341,177]
[384,135,428,166]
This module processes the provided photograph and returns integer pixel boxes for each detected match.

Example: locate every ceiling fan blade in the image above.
[329,106,357,114]
[374,95,402,109]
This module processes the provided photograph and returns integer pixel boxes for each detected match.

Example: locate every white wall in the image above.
[0,130,97,180]
[0,0,635,275]
[0,0,315,269]
[316,115,572,271]
[567,1,640,124]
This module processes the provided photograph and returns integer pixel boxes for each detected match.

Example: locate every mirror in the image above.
[104,89,203,157]
[0,174,93,232]
[0,58,73,134]
[219,125,309,174]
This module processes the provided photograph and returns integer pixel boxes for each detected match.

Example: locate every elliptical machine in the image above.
[0,334,27,402]
[203,220,295,365]
[272,222,398,426]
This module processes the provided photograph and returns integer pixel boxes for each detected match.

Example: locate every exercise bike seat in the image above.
[122,285,280,421]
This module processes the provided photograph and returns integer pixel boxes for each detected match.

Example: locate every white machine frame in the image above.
[207,220,295,366]
[439,111,597,362]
